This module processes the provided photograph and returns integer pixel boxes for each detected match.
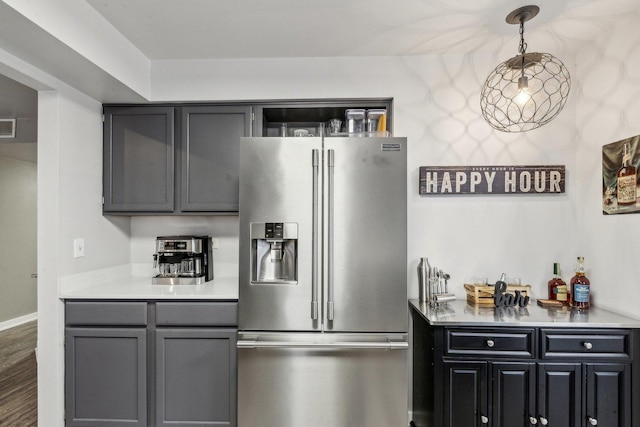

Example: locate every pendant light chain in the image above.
[518,19,527,56]
[519,19,527,82]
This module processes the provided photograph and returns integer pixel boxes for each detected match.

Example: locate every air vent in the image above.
[0,119,16,138]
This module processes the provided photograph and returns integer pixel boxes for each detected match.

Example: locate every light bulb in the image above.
[514,87,531,106]
[514,75,530,106]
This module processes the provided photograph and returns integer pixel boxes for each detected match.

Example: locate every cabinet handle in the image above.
[529,416,538,424]
[588,417,598,425]
[583,342,593,350]
[486,339,495,348]
[539,417,548,425]
[480,415,489,424]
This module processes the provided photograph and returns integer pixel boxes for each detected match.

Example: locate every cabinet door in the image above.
[155,328,237,427]
[585,364,631,427]
[180,106,251,212]
[537,363,581,427]
[491,362,536,427]
[103,106,175,212]
[65,328,147,426]
[443,361,488,427]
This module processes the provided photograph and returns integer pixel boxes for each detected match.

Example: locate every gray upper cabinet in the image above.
[103,99,391,214]
[180,106,251,212]
[103,106,175,213]
[103,104,251,214]
[252,99,393,137]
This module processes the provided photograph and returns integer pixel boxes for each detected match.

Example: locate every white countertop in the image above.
[58,264,238,300]
[57,263,238,300]
[60,275,238,300]
[409,299,640,328]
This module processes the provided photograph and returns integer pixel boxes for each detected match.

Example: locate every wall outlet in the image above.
[211,238,219,249]
[74,238,85,258]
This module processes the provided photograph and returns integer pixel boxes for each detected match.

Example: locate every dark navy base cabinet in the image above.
[65,301,237,427]
[410,303,639,427]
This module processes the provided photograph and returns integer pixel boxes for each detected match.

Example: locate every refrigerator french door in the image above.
[238,136,408,427]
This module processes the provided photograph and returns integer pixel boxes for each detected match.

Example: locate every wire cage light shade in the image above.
[480,6,571,132]
[480,52,571,132]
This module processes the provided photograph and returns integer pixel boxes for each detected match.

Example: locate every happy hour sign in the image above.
[419,165,565,195]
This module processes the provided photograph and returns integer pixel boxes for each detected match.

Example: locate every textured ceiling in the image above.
[86,0,640,60]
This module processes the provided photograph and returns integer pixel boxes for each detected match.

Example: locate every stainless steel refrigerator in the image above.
[237,136,408,427]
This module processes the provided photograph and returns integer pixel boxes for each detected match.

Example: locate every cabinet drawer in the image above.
[444,328,535,358]
[541,329,631,360]
[156,302,238,326]
[65,301,148,326]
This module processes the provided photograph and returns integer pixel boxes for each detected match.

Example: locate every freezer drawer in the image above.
[237,333,408,427]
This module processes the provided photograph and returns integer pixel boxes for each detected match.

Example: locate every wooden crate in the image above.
[464,283,531,306]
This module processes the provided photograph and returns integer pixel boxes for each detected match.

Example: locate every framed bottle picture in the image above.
[603,134,639,214]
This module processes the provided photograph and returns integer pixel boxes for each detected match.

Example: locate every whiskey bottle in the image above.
[571,256,590,310]
[617,142,637,206]
[547,263,568,304]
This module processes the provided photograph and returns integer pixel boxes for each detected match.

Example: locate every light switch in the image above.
[74,238,85,258]
[211,238,219,249]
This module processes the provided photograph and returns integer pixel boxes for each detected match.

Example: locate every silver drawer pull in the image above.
[486,339,495,348]
[588,417,598,425]
[539,416,548,425]
[583,342,593,350]
[529,416,538,424]
[481,415,489,424]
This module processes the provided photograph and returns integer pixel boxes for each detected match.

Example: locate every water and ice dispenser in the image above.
[251,222,298,284]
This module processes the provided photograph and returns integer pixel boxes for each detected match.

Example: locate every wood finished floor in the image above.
[0,321,37,426]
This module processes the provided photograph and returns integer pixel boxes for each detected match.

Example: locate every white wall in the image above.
[574,13,640,318]
[0,156,37,324]
[54,92,131,276]
[37,87,131,425]
[130,216,239,278]
[152,54,579,300]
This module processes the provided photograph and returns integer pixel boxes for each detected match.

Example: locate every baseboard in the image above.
[0,312,37,332]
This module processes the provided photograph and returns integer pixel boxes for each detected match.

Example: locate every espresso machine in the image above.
[152,235,214,285]
[250,222,297,284]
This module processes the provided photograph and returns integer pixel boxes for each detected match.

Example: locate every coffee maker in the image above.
[152,235,214,285]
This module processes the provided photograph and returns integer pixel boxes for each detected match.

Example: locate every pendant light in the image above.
[480,5,571,132]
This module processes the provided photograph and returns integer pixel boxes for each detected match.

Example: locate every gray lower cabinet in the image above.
[65,327,148,426]
[155,328,236,426]
[64,300,238,427]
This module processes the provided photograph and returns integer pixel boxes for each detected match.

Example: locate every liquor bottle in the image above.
[571,256,590,310]
[617,142,637,206]
[547,263,568,305]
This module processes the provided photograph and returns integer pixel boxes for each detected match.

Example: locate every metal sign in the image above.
[419,165,565,195]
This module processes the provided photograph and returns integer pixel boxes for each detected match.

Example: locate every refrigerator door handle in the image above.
[237,339,408,350]
[327,149,335,321]
[311,149,319,320]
